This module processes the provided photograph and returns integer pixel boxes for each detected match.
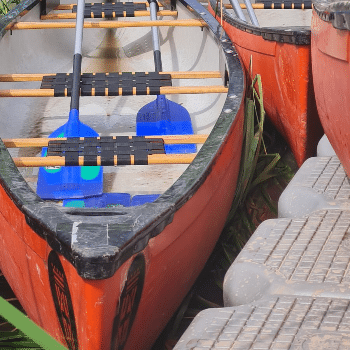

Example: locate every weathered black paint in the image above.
[111,254,146,350]
[48,250,79,350]
[313,0,350,31]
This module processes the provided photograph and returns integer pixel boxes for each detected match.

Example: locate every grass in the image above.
[0,0,21,16]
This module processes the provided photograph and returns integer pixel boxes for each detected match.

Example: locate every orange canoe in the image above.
[209,0,323,166]
[0,0,245,349]
[311,0,350,176]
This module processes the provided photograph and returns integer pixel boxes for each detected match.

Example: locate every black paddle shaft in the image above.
[148,0,162,72]
[70,53,82,111]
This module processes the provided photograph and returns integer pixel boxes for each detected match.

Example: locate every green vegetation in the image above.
[0,0,21,16]
[0,273,67,349]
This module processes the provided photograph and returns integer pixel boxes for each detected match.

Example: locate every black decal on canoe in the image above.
[111,254,145,350]
[48,250,79,350]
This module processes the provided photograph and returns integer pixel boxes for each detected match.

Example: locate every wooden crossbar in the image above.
[3,135,208,148]
[0,71,222,82]
[55,2,161,10]
[0,86,228,97]
[41,10,177,20]
[13,153,196,167]
[6,19,205,30]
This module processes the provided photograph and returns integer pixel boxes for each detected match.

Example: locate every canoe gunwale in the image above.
[209,0,311,45]
[313,0,350,30]
[0,0,245,279]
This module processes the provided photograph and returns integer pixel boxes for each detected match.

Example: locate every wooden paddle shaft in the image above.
[13,154,196,167]
[0,71,222,82]
[6,19,205,30]
[41,10,178,20]
[3,135,209,148]
[0,86,228,97]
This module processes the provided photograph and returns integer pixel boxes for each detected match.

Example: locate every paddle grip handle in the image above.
[70,53,82,111]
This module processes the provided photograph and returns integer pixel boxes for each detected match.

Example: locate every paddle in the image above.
[36,0,103,200]
[136,0,195,154]
[243,0,259,25]
[229,0,247,21]
[229,0,259,25]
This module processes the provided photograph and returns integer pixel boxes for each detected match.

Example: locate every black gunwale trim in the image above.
[0,0,244,279]
[208,0,311,45]
[312,0,350,30]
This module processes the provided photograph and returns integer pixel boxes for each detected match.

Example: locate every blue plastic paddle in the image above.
[136,0,195,154]
[36,0,103,200]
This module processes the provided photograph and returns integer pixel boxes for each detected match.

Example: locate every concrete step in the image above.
[174,136,350,349]
[223,209,350,307]
[174,295,350,350]
[278,156,350,218]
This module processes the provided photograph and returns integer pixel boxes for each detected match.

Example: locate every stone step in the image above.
[223,209,350,307]
[174,137,350,349]
[174,295,350,350]
[278,156,350,218]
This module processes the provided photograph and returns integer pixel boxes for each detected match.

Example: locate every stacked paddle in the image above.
[37,0,103,201]
[36,0,196,208]
[136,0,195,154]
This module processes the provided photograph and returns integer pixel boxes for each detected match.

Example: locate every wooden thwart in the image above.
[0,71,222,82]
[13,154,196,167]
[6,19,205,30]
[55,2,161,10]
[0,86,228,97]
[41,10,177,20]
[3,135,209,148]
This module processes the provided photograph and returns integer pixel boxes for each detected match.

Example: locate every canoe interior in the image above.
[0,0,227,198]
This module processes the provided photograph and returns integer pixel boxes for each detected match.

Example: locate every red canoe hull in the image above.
[209,4,323,167]
[311,11,350,176]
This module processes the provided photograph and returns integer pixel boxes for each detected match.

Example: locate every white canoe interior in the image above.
[0,0,227,199]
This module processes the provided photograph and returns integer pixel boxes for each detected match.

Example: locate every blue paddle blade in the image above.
[63,193,131,208]
[62,193,160,208]
[36,109,103,200]
[136,95,196,154]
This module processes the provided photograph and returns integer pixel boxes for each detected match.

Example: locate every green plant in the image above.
[0,0,21,16]
[0,297,67,349]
